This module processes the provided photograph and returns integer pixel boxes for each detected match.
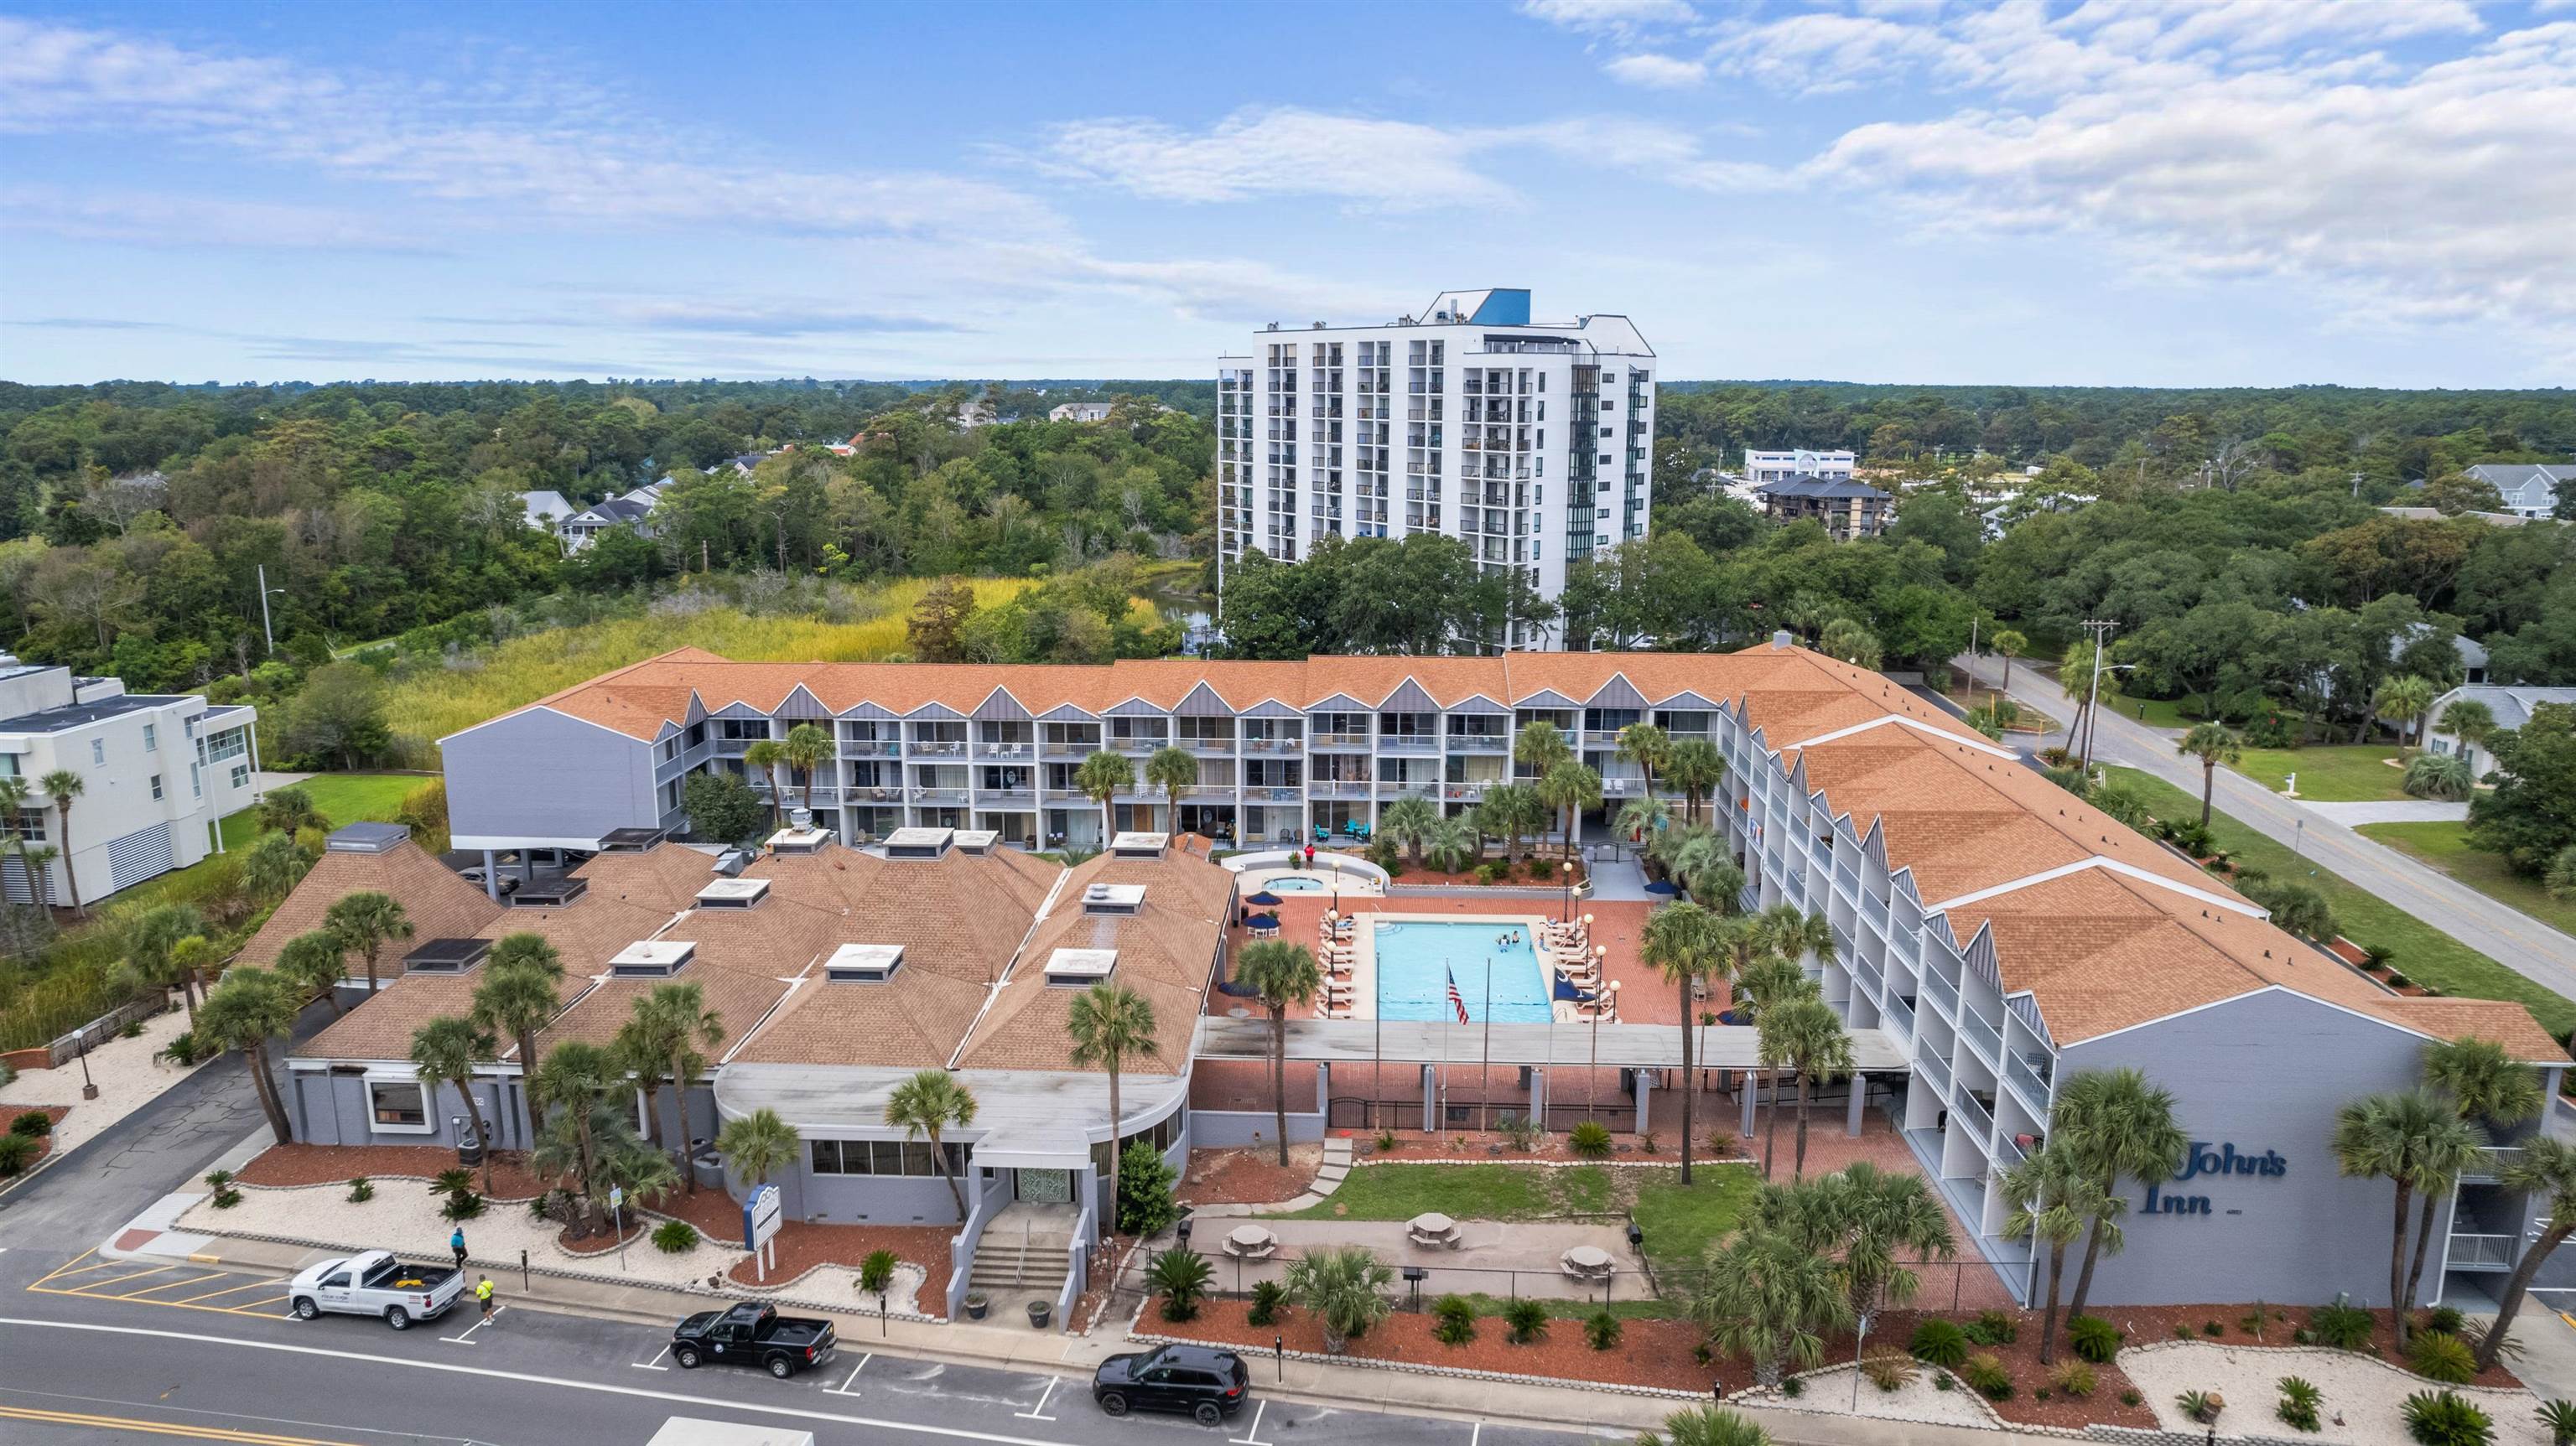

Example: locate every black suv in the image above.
[1092,1343,1250,1425]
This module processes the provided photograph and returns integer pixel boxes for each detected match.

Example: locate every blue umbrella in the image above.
[1245,913,1281,930]
[1552,974,1597,1003]
[1245,891,1284,907]
[1644,879,1679,897]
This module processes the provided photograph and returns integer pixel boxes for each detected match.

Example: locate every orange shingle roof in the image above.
[239,839,507,980]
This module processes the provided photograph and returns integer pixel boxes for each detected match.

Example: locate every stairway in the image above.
[968,1204,1076,1292]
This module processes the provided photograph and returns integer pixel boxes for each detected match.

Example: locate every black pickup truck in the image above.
[670,1302,837,1379]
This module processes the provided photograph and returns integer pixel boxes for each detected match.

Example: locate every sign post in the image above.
[610,1185,627,1272]
[743,1184,783,1283]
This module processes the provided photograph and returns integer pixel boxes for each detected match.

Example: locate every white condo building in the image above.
[1215,288,1654,650]
[1744,448,1856,484]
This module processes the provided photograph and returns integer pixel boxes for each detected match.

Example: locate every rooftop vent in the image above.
[598,826,669,853]
[694,878,771,909]
[610,941,693,977]
[824,943,904,982]
[1082,882,1146,915]
[512,877,589,907]
[882,826,953,859]
[713,850,751,878]
[402,938,490,974]
[767,818,834,855]
[1109,831,1167,859]
[951,828,999,856]
[325,821,410,854]
[1042,946,1118,985]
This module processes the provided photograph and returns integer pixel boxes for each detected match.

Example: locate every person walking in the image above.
[449,1226,467,1272]
[475,1274,496,1327]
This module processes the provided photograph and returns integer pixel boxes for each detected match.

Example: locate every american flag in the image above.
[1445,966,1469,1024]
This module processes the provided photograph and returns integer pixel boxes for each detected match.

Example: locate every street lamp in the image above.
[1588,978,1620,1122]
[1560,860,1574,922]
[256,565,290,656]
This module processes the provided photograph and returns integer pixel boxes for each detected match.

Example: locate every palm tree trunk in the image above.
[245,1041,291,1143]
[1105,1065,1124,1239]
[672,1047,696,1193]
[639,1083,663,1152]
[456,1077,494,1195]
[2477,1223,2571,1371]
[1270,1008,1291,1168]
[936,1138,964,1219]
[1763,1067,1781,1179]
[2403,1187,2444,1324]
[364,946,381,1002]
[1677,974,1696,1185]
[520,1031,543,1129]
[2067,1210,2109,1323]
[2391,1181,2414,1352]
[178,981,198,1032]
[802,767,814,814]
[2039,1237,2069,1364]
[58,806,82,916]
[1794,1069,1811,1180]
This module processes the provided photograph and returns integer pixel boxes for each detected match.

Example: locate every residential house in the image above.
[2426,684,2576,775]
[1753,474,1895,540]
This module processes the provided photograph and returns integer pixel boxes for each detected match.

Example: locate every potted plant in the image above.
[963,1291,989,1321]
[1027,1299,1052,1329]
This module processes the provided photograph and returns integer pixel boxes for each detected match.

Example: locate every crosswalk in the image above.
[24,1248,293,1318]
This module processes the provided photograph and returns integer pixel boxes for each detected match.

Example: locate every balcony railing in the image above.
[1447,734,1509,751]
[1182,737,1236,754]
[978,787,1036,807]
[1311,731,1372,750]
[1378,735,1440,754]
[714,738,758,757]
[1581,730,1625,750]
[1960,1009,2004,1067]
[839,739,901,758]
[1852,956,1883,999]
[910,786,968,805]
[1443,782,1493,802]
[1242,736,1301,753]
[1921,967,1959,1018]
[1378,783,1436,801]
[2004,1051,2053,1117]
[2462,1146,2526,1184]
[971,741,1034,759]
[1883,991,1915,1041]
[1951,1090,1996,1144]
[1180,784,1236,800]
[1037,739,1095,759]
[1249,786,1303,803]
[1109,736,1166,754]
[754,784,841,806]
[1915,1047,1952,1099]
[1311,780,1374,800]
[907,740,968,758]
[2449,1232,2517,1269]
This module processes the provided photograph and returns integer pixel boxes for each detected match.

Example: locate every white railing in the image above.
[1040,740,1096,757]
[1883,991,1915,1040]
[1916,1047,1953,1098]
[1920,968,1959,1018]
[2005,1051,2053,1116]
[1951,1089,1996,1144]
[840,739,901,758]
[972,741,1034,759]
[1959,1009,2003,1065]
[1448,734,1509,751]
[1311,732,1371,749]
[908,739,968,757]
[2449,1233,2516,1268]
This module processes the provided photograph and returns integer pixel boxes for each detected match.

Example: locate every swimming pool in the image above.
[1374,920,1553,1023]
[1264,876,1329,892]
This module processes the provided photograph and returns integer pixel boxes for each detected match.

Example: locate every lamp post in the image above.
[1560,860,1574,922]
[256,564,289,656]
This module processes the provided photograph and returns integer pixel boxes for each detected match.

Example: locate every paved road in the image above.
[1955,654,2576,1001]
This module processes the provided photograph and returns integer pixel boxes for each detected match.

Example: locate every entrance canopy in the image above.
[1190,1018,1909,1073]
[714,1063,1187,1169]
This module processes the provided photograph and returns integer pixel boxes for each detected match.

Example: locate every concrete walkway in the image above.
[1585,850,1653,901]
[1955,653,2576,1000]
[2299,798,2470,825]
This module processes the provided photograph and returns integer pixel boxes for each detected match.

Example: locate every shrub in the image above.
[1587,1310,1622,1350]
[1961,1352,2013,1401]
[346,1176,374,1204]
[2425,1306,2467,1336]
[2068,1314,2122,1363]
[1568,1120,1613,1158]
[430,1168,475,1197]
[1705,1130,1735,1158]
[2177,1389,2224,1425]
[1432,1294,1477,1345]
[1639,1131,1661,1154]
[652,1220,699,1254]
[2277,1376,2324,1433]
[2404,1390,2495,1446]
[1115,1140,1182,1238]
[1495,1112,1540,1153]
[1146,1247,1213,1323]
[1862,1349,1919,1393]
[204,1169,242,1209]
[2311,1302,2375,1350]
[2411,1330,2479,1385]
[858,1249,898,1295]
[2203,1319,2225,1337]
[1933,1373,1955,1392]
[1781,1376,1804,1398]
[165,1029,203,1065]
[1504,1297,1550,1345]
[1248,1281,1285,1327]
[2049,1360,2097,1398]
[2389,972,2414,988]
[0,1133,35,1176]
[2174,1323,2199,1340]
[2536,1399,2576,1446]
[122,1018,145,1039]
[440,1190,484,1221]
[12,1109,55,1137]
[1910,1319,1971,1367]
[1966,1310,2018,1345]
[1374,1129,1399,1153]
[2120,1389,2142,1407]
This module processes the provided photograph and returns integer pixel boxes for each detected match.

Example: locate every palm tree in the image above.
[2374,674,2435,750]
[2000,1141,2106,1364]
[1378,794,1440,868]
[1690,1224,1852,1387]
[1615,794,1670,851]
[1074,751,1132,846]
[531,1040,621,1199]
[1816,618,1882,671]
[412,1015,499,1195]
[1664,737,1725,827]
[1473,783,1546,867]
[884,1068,978,1218]
[2418,1039,2542,1309]
[2174,723,2241,828]
[1513,718,1571,776]
[1992,629,2028,694]
[1655,825,1722,894]
[1736,955,1815,1179]
[1538,759,1602,861]
[2477,1138,2576,1371]
[325,891,413,1002]
[714,1106,801,1193]
[1236,939,1322,1166]
[255,785,329,837]
[1755,1164,1956,1324]
[1422,816,1478,873]
[1067,982,1157,1234]
[2404,753,2474,801]
[743,739,788,833]
[37,770,85,915]
[617,982,725,1186]
[471,943,563,1122]
[2335,1089,2486,1352]
[274,930,348,1017]
[1646,1407,1773,1446]
[242,831,309,905]
[1280,1245,1394,1355]
[1768,995,1852,1181]
[771,722,828,815]
[2061,637,2109,745]
[2438,698,2497,764]
[127,904,209,1026]
[1643,903,1720,1184]
[1616,722,1671,801]
[1143,744,1197,835]
[2052,1068,2187,1324]
[199,967,297,1143]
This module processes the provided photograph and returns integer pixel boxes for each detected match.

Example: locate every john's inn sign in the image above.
[2142,1141,2287,1217]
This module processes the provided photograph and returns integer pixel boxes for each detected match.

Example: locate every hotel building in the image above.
[1215,288,1654,650]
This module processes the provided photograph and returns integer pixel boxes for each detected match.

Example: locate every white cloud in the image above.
[1519,0,1699,36]
[1706,13,1969,94]
[1602,52,1709,87]
[0,185,430,252]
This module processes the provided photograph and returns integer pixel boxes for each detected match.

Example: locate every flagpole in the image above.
[1481,956,1493,1133]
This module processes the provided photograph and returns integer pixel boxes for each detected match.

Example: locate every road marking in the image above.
[1468,1420,1481,1446]
[828,1353,873,1396]
[1015,1374,1057,1420]
[30,1249,101,1286]
[632,1344,672,1371]
[169,1278,287,1306]
[229,1294,291,1316]
[73,1264,175,1293]
[1228,1397,1270,1445]
[1,1316,1078,1446]
[110,1271,229,1299]
[0,1402,351,1444]
[440,1305,502,1344]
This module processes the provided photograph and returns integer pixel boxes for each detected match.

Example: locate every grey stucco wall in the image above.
[1190,1108,1326,1148]
[292,1071,508,1151]
[444,707,657,847]
[2063,990,2454,1309]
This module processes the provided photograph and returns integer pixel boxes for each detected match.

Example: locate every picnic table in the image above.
[1406,1212,1461,1249]
[1561,1245,1613,1280]
[1224,1225,1277,1259]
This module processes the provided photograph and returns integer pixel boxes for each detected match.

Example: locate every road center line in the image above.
[0,1317,1079,1446]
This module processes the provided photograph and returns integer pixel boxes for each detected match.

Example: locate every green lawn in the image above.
[2105,768,2576,1035]
[2358,821,2576,937]
[1285,1159,1758,1285]
[122,771,428,912]
[2122,695,2205,730]
[2229,745,2410,803]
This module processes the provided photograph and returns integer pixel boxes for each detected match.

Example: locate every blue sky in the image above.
[3,0,2570,386]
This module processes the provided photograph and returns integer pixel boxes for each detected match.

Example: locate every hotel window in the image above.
[190,763,201,800]
[367,1079,431,1132]
[143,723,157,753]
[3,808,44,842]
[231,763,250,789]
[91,739,106,765]
[149,774,163,801]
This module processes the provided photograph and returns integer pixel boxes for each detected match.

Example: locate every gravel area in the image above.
[2118,1341,2549,1446]
[1182,1143,1322,1205]
[1748,1366,1997,1428]
[0,1004,203,1158]
[179,1179,747,1288]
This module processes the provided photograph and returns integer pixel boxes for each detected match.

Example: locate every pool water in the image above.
[1374,920,1552,1023]
[1265,876,1328,892]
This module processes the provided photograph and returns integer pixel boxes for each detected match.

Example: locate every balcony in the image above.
[1378,735,1440,754]
[713,738,759,758]
[1311,731,1372,750]
[839,739,901,758]
[1915,1047,1952,1098]
[1952,1089,1997,1144]
[1959,1009,2003,1066]
[1581,730,1626,751]
[2005,1051,2053,1117]
[908,785,969,805]
[2463,1146,2526,1184]
[1883,991,1915,1041]
[1920,967,1959,1018]
[1852,956,1883,999]
[2449,1233,2517,1270]
[1109,736,1167,755]
[1242,736,1301,754]
[971,741,1034,759]
[1311,780,1374,801]
[1249,786,1303,803]
[978,787,1036,807]
[907,739,968,758]
[1180,784,1236,801]
[1378,783,1436,801]
[1040,739,1099,758]
[1448,733,1509,752]
[752,783,841,806]
[1182,737,1236,755]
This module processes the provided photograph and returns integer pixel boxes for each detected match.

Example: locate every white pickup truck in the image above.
[288,1250,463,1330]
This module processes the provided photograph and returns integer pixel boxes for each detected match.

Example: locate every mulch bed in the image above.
[558,1215,651,1257]
[235,1143,552,1200]
[1149,1294,1721,1393]
[1180,1145,1322,1205]
[1869,1308,2158,1430]
[10,1104,72,1171]
[724,1222,954,1316]
[2090,1303,2521,1391]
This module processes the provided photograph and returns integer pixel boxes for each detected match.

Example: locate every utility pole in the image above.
[256,565,283,656]
[1967,616,1979,706]
[2079,619,2116,776]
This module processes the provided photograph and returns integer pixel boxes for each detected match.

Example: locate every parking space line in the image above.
[1015,1375,1058,1421]
[75,1265,176,1293]
[633,1345,672,1371]
[827,1353,871,1396]
[169,1278,287,1305]
[107,1272,230,1299]
[441,1306,502,1344]
[227,1294,290,1315]
[30,1251,104,1286]
[1228,1399,1270,1446]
